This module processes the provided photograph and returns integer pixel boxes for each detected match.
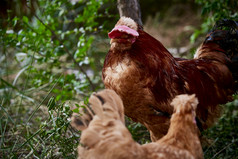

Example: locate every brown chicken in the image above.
[102,17,238,141]
[71,89,203,159]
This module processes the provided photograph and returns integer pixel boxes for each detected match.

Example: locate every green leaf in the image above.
[190,30,201,43]
[72,108,79,113]
[47,97,56,110]
[22,16,29,23]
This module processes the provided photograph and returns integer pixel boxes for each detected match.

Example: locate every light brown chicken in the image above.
[71,89,203,159]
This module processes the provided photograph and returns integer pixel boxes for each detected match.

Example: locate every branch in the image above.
[211,142,234,159]
[31,10,96,91]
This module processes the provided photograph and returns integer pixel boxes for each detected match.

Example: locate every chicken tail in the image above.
[72,90,140,159]
[71,89,125,131]
[70,103,94,131]
[88,89,125,123]
[211,19,238,83]
[197,19,238,91]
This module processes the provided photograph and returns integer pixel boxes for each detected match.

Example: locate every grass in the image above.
[0,64,81,158]
[203,97,238,159]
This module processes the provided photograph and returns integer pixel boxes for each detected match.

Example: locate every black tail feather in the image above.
[212,19,238,33]
[207,19,238,89]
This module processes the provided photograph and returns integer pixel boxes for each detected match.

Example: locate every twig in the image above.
[204,138,218,154]
[211,142,234,159]
[31,8,95,91]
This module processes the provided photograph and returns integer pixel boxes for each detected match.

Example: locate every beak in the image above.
[108,25,139,39]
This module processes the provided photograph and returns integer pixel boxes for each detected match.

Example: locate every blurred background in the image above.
[0,0,238,158]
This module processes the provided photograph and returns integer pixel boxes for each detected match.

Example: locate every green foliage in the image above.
[0,0,113,158]
[191,0,238,43]
[203,97,238,159]
[126,117,150,144]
